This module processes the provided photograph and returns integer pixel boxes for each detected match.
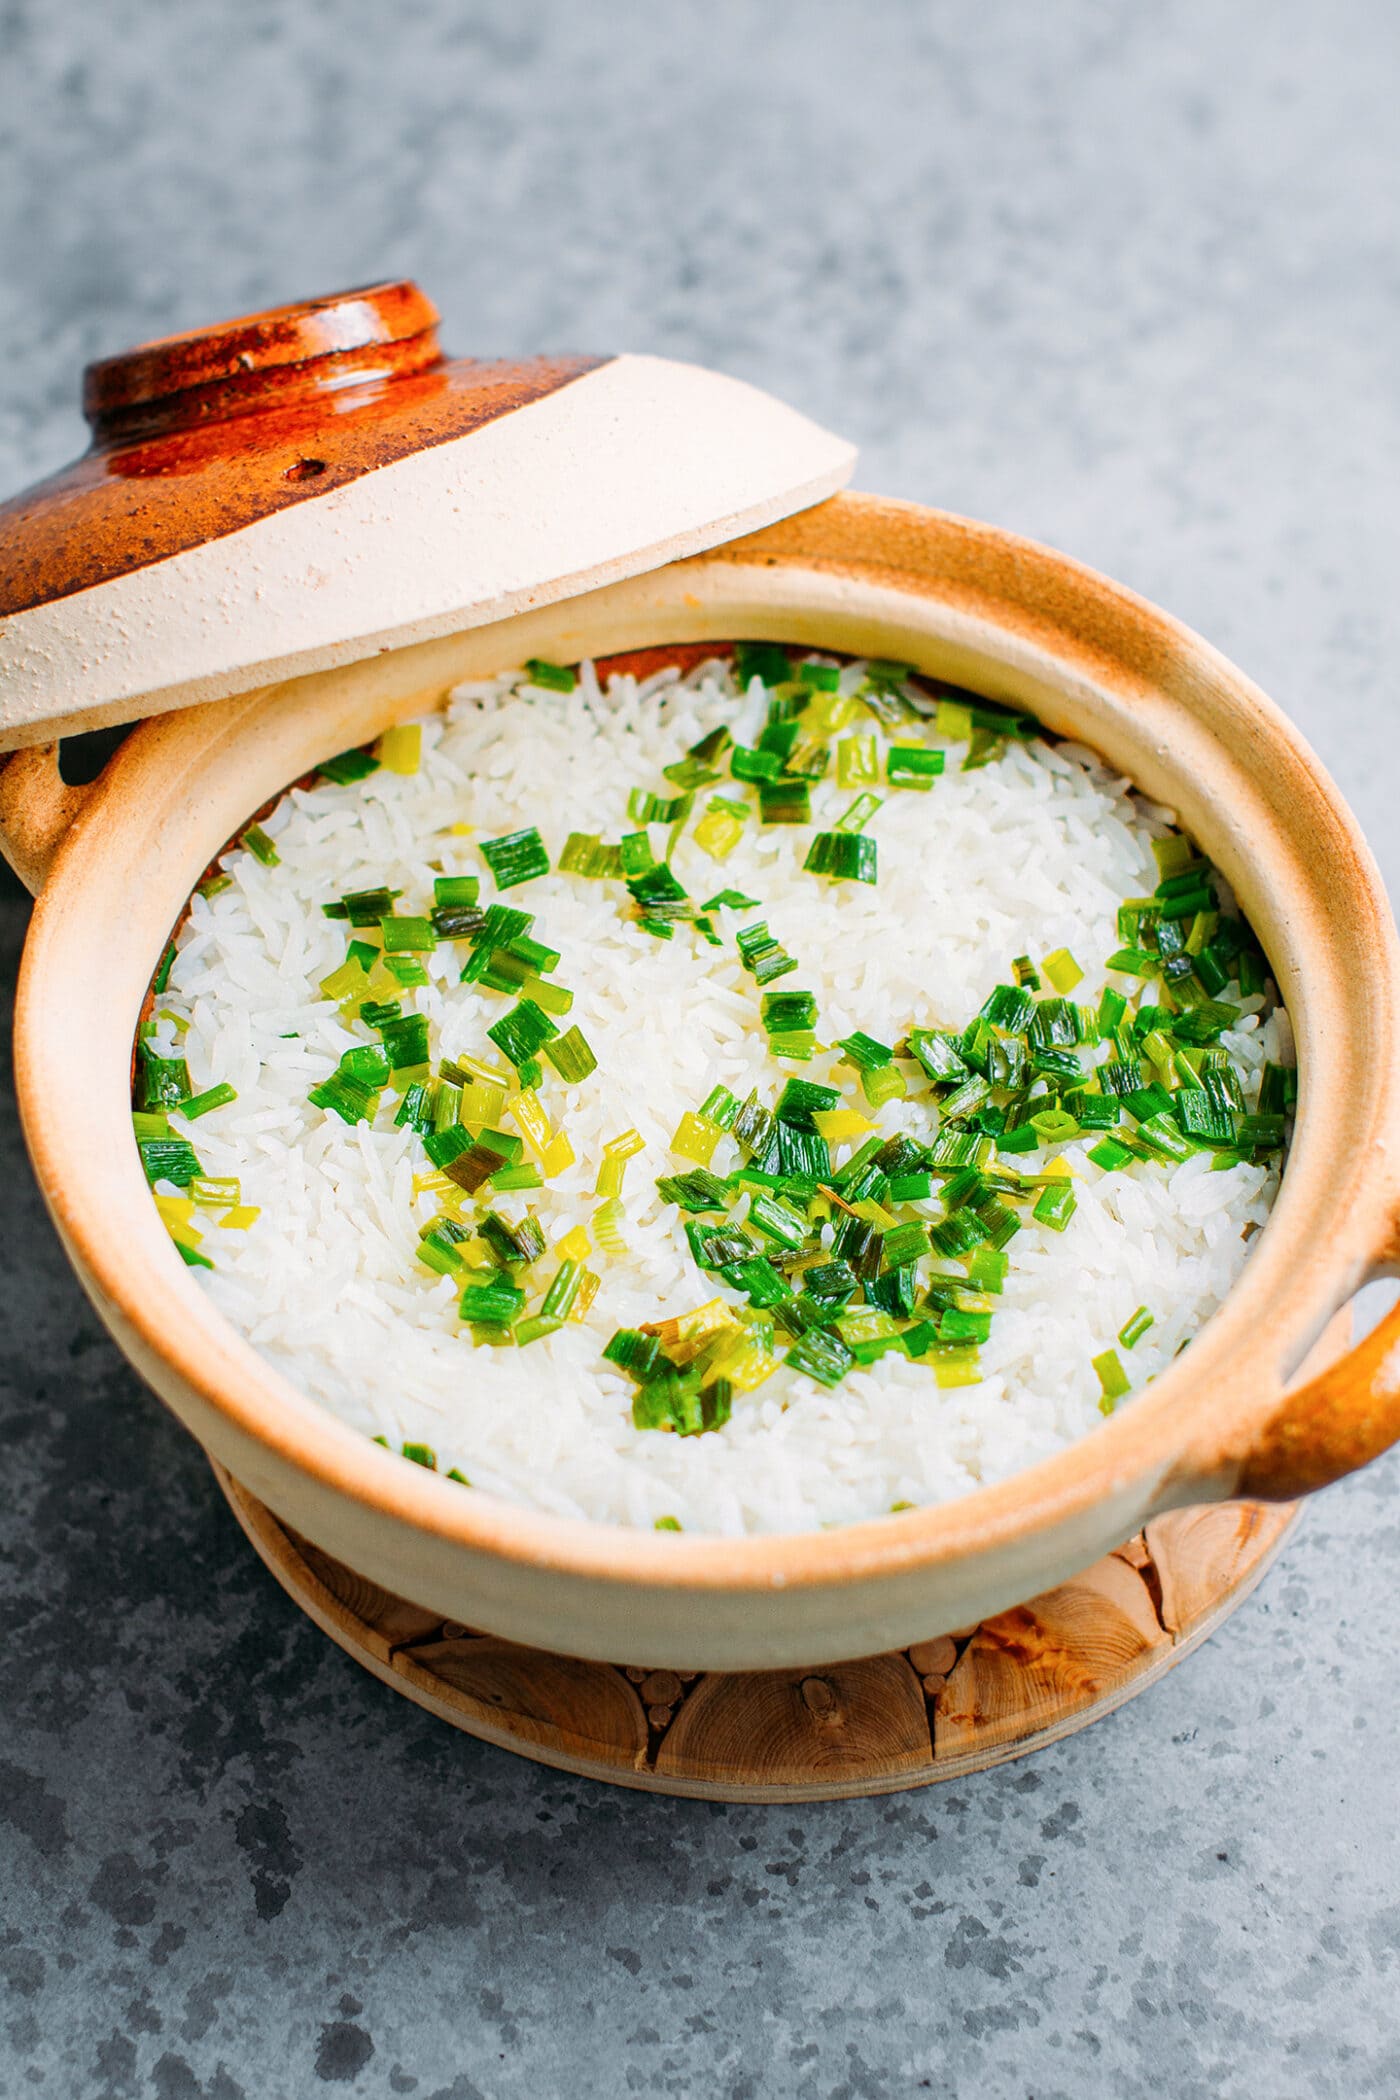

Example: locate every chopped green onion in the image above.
[626,861,693,923]
[1119,1306,1154,1349]
[746,1190,809,1251]
[761,990,818,1038]
[481,826,551,890]
[179,1083,238,1121]
[137,1048,191,1111]
[242,823,279,866]
[460,1277,526,1326]
[379,915,437,953]
[1093,1349,1132,1410]
[628,786,694,826]
[702,888,759,912]
[836,735,880,787]
[377,1013,430,1071]
[735,922,797,985]
[735,641,792,687]
[488,998,559,1072]
[491,1162,544,1192]
[1032,1182,1077,1232]
[138,1137,203,1187]
[886,746,945,789]
[543,1024,597,1083]
[756,778,811,825]
[835,792,883,833]
[784,1325,855,1387]
[804,832,877,884]
[524,658,577,691]
[1041,948,1083,993]
[656,1168,731,1212]
[559,832,624,879]
[308,1069,382,1125]
[837,1031,893,1071]
[433,874,480,908]
[319,748,381,785]
[478,1211,547,1266]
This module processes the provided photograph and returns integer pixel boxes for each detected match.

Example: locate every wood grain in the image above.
[213,1465,1301,1801]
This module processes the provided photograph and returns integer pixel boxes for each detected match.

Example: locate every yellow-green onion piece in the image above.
[654,1515,683,1532]
[544,1025,597,1083]
[559,832,624,879]
[1093,1348,1131,1411]
[540,1259,583,1321]
[595,1128,645,1199]
[189,1175,240,1209]
[836,735,879,787]
[1041,947,1084,993]
[834,792,882,834]
[702,888,759,912]
[524,657,577,691]
[691,803,743,863]
[1118,1305,1154,1350]
[515,1313,565,1346]
[242,823,280,866]
[377,723,421,774]
[592,1197,630,1255]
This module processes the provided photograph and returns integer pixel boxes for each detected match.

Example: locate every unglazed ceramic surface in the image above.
[7,494,1400,1668]
[0,285,855,746]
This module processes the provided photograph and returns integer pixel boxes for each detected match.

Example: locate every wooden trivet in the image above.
[212,1465,1298,1801]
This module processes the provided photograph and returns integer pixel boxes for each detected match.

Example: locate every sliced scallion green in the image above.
[886,746,945,789]
[242,823,280,866]
[804,832,877,883]
[481,826,551,890]
[179,1083,238,1120]
[524,658,577,691]
[543,1024,597,1083]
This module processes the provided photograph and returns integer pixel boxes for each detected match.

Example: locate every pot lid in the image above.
[0,281,855,750]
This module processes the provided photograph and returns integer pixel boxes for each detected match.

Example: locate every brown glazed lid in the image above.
[0,280,855,748]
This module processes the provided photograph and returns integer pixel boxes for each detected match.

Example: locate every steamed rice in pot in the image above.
[136,652,1289,1535]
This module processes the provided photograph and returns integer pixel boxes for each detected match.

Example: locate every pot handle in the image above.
[0,744,94,897]
[1237,1278,1400,1500]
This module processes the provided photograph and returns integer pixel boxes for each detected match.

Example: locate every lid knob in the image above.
[82,280,442,443]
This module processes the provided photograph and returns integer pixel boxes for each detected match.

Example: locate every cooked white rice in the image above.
[152,657,1287,1535]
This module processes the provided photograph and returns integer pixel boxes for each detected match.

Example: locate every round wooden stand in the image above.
[213,1465,1299,1802]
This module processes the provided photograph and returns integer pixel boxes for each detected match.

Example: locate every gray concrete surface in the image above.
[2,2,1398,2094]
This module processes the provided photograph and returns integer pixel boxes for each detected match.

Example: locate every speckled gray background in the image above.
[2,2,1399,2095]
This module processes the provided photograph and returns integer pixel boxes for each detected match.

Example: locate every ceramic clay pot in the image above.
[2,289,1399,1671]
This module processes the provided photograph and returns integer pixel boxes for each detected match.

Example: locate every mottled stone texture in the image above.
[2,1,1398,2094]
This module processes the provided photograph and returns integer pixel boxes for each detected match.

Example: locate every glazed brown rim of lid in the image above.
[81,279,442,430]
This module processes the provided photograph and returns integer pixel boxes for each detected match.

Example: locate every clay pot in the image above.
[1,286,1397,1670]
[5,490,1399,1669]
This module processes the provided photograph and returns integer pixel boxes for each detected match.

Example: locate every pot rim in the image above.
[14,491,1400,1594]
